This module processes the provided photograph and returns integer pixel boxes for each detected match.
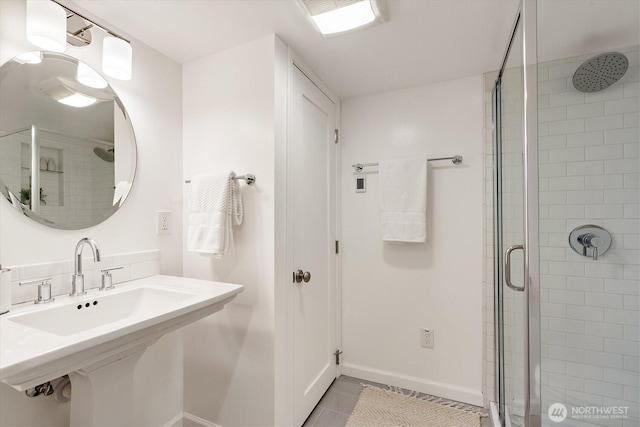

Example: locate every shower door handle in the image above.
[504,244,525,292]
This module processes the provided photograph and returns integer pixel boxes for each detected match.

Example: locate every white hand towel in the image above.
[379,158,427,242]
[187,171,243,258]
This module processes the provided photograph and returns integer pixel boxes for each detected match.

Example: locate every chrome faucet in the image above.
[71,238,101,296]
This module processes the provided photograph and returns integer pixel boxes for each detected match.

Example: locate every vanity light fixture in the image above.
[102,36,132,80]
[77,61,108,89]
[26,0,133,81]
[26,0,67,52]
[298,0,388,37]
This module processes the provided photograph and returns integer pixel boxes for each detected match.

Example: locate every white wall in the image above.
[340,76,485,405]
[182,35,287,426]
[0,0,184,425]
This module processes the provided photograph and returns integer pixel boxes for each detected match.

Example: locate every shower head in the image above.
[572,52,629,93]
[94,147,114,162]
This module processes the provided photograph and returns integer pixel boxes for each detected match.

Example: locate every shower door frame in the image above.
[522,1,540,425]
[493,1,541,426]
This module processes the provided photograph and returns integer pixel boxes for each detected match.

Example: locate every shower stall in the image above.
[490,1,639,426]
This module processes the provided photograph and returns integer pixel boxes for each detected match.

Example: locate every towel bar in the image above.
[352,155,462,172]
[185,174,256,185]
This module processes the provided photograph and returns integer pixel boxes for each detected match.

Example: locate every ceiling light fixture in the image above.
[57,92,97,108]
[26,0,67,52]
[15,51,43,64]
[77,61,108,89]
[298,0,388,37]
[39,78,97,108]
[36,77,105,108]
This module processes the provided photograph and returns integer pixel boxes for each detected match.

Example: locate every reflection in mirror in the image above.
[0,52,136,230]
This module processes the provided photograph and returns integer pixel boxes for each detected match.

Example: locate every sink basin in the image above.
[10,286,197,336]
[0,275,243,391]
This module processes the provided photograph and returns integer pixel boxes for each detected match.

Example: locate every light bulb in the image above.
[26,0,67,52]
[102,37,132,80]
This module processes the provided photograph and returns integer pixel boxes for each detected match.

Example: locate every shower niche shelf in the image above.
[21,167,64,174]
[21,143,65,207]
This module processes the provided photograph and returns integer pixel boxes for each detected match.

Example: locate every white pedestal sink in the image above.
[0,275,243,426]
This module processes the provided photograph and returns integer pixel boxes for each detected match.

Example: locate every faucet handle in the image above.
[100,267,123,291]
[19,278,54,304]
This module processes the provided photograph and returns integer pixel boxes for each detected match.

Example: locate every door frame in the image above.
[278,48,342,426]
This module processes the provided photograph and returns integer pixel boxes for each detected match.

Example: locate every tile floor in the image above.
[302,375,492,427]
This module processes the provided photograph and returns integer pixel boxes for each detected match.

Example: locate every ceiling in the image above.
[67,0,519,99]
[67,0,638,100]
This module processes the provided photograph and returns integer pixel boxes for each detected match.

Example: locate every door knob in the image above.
[293,270,311,283]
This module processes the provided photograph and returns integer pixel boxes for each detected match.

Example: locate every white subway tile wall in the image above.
[6,250,160,305]
[484,45,639,425]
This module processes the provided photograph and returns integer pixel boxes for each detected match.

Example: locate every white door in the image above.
[290,64,337,426]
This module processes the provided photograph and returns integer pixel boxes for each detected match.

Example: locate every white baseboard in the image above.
[163,412,222,427]
[341,362,484,407]
[164,413,184,427]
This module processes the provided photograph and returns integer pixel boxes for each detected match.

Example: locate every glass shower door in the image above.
[494,11,527,427]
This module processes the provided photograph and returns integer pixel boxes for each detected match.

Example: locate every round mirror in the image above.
[0,52,136,230]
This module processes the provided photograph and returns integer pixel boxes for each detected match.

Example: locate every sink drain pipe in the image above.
[24,375,71,403]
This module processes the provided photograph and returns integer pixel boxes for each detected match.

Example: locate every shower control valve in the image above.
[578,233,604,259]
[569,225,612,261]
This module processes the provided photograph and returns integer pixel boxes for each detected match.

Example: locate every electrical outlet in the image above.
[157,211,170,235]
[420,328,434,349]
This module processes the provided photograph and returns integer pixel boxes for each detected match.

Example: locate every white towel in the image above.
[187,171,243,258]
[379,158,427,242]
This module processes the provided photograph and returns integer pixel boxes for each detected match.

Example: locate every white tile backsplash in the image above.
[5,250,160,305]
